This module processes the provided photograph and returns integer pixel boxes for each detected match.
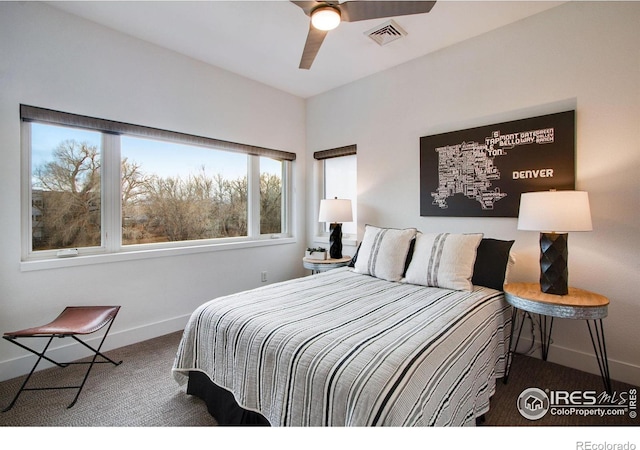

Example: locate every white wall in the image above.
[0,2,307,380]
[306,2,640,385]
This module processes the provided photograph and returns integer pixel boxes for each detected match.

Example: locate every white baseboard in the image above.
[0,314,190,382]
[514,336,640,387]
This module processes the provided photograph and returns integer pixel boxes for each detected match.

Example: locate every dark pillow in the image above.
[348,243,360,267]
[472,238,514,290]
[403,237,416,277]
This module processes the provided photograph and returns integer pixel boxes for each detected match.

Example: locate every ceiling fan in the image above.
[291,1,437,69]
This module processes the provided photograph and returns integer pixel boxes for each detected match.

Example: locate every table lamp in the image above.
[318,198,353,259]
[517,190,592,295]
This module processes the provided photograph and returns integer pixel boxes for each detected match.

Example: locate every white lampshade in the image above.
[318,198,353,223]
[517,190,593,233]
[311,6,341,31]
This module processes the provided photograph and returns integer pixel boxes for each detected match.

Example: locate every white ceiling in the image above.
[48,0,565,98]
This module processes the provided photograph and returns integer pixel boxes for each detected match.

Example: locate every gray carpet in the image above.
[0,331,216,427]
[0,330,637,427]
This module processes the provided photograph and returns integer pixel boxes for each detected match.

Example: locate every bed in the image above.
[172,227,514,426]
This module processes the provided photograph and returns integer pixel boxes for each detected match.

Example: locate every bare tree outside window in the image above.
[260,156,283,235]
[127,170,249,244]
[120,136,251,245]
[32,139,102,250]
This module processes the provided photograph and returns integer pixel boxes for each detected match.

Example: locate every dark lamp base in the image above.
[539,232,568,295]
[329,223,343,259]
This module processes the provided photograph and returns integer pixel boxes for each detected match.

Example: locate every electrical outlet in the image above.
[261,271,268,282]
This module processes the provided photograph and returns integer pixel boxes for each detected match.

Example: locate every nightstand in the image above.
[302,256,352,274]
[503,282,611,393]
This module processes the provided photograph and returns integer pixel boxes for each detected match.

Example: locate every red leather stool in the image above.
[2,306,122,411]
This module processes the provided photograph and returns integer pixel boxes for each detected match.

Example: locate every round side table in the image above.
[503,282,611,393]
[302,256,352,274]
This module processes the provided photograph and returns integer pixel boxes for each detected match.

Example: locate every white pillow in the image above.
[404,232,483,291]
[354,225,417,282]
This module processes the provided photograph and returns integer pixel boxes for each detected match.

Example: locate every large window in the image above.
[23,105,294,261]
[315,145,357,237]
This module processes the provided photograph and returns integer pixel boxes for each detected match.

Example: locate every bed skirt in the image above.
[187,371,270,426]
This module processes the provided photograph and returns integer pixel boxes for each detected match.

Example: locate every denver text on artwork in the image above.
[420,110,575,217]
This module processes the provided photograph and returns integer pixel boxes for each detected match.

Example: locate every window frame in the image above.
[257,156,291,238]
[313,145,357,244]
[20,106,295,270]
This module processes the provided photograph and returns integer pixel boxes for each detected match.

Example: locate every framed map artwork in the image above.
[420,110,575,217]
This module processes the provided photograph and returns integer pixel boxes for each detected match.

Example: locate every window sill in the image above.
[20,236,297,272]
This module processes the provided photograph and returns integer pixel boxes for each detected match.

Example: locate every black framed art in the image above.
[420,110,575,217]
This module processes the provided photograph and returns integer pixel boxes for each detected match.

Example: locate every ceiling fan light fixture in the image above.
[311,5,341,31]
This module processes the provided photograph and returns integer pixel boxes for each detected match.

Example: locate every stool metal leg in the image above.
[66,318,121,408]
[69,335,122,366]
[587,319,612,394]
[2,335,57,412]
[2,335,69,368]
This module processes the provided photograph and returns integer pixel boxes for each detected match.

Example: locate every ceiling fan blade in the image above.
[299,23,329,69]
[290,1,322,17]
[340,1,436,22]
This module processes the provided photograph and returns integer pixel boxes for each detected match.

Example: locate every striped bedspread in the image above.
[173,267,510,426]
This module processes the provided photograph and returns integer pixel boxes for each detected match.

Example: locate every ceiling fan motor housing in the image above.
[311,4,342,31]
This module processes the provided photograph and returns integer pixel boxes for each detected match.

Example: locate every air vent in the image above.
[365,20,407,46]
